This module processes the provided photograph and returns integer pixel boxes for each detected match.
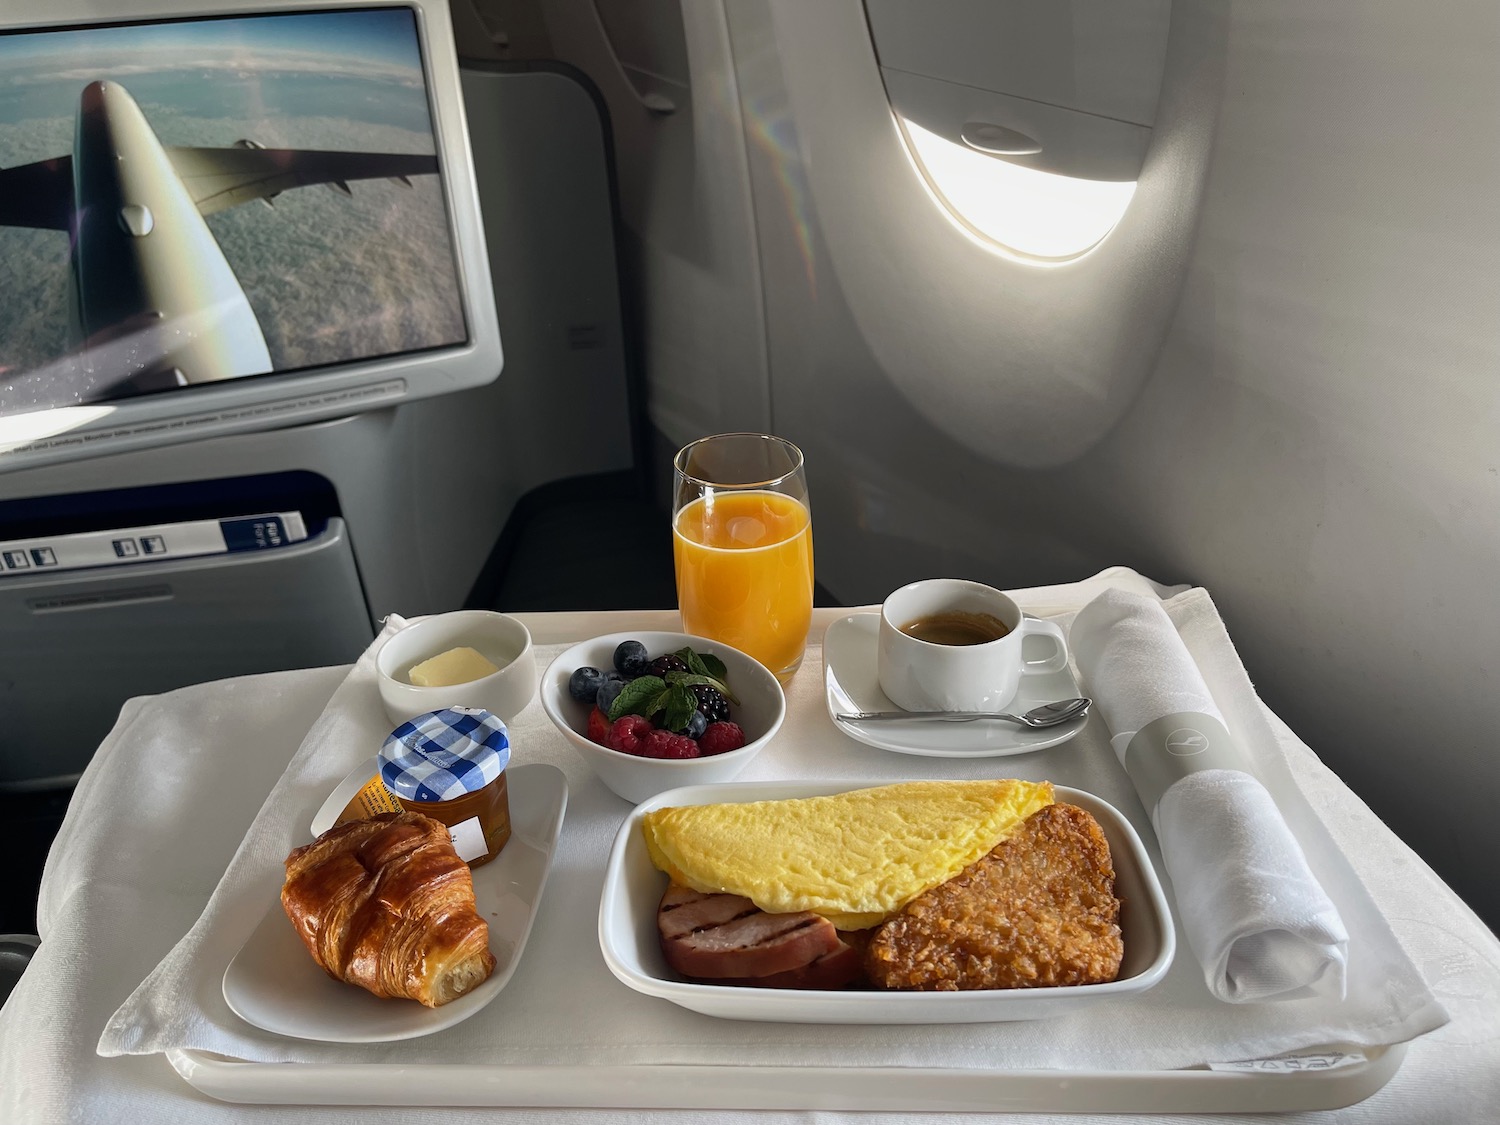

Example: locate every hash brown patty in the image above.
[864,802,1124,990]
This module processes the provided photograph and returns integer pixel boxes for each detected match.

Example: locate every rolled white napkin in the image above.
[1071,587,1349,1003]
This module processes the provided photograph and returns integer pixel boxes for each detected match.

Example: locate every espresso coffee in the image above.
[899,610,1011,646]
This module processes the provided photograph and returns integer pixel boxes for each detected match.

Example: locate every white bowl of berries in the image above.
[539,631,786,803]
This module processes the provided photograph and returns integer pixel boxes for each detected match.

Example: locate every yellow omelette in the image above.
[641,779,1054,929]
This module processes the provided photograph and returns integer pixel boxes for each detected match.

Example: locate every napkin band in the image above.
[1123,711,1248,816]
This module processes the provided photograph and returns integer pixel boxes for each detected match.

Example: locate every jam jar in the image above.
[379,706,512,867]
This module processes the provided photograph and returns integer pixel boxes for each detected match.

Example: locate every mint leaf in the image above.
[673,647,737,703]
[661,683,697,732]
[607,675,668,722]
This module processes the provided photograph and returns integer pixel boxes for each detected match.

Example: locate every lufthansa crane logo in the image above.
[1164,727,1211,756]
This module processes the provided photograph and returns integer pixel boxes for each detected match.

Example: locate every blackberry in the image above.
[691,683,731,723]
[648,654,690,678]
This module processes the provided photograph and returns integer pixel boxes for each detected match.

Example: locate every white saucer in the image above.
[222,762,567,1043]
[823,613,1088,758]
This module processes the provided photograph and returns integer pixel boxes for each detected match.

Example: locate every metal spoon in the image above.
[836,697,1092,728]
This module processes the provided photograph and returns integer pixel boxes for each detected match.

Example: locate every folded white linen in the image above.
[1156,769,1349,1001]
[1071,587,1349,1003]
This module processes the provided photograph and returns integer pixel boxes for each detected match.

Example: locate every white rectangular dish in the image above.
[598,780,1174,1024]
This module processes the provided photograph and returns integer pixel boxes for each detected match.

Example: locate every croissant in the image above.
[281,810,496,1007]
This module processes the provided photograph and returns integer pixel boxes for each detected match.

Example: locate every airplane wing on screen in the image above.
[164,145,440,215]
[0,157,75,231]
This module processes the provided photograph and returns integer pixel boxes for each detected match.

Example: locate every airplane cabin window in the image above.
[867,0,1167,260]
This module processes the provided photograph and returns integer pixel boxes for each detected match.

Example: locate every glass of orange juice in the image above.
[672,434,814,682]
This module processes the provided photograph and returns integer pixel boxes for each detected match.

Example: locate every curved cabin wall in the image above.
[741,0,1499,928]
[524,0,772,442]
[500,0,1500,929]
[757,1,1212,470]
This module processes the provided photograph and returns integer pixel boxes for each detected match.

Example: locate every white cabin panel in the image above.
[719,0,1500,927]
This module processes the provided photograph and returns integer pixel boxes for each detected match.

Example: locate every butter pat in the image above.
[406,646,500,687]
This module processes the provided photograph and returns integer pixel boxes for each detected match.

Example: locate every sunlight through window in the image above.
[900,118,1137,263]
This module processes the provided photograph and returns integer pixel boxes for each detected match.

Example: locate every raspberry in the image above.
[698,721,746,755]
[642,728,700,759]
[586,706,611,746]
[606,714,655,755]
[586,706,611,745]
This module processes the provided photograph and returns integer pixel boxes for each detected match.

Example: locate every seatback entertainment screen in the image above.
[0,7,469,417]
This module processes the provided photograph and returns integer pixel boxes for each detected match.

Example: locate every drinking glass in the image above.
[672,434,814,682]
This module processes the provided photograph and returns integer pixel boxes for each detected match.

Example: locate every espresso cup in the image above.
[877,578,1069,712]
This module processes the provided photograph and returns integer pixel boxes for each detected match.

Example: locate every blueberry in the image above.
[568,666,605,704]
[596,673,628,713]
[684,709,708,739]
[613,639,649,677]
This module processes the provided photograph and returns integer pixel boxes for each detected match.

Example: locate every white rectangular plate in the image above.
[598,780,1174,1024]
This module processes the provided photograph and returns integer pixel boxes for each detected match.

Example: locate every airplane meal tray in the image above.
[168,1044,1404,1112]
[166,761,1408,1115]
[162,617,1415,1114]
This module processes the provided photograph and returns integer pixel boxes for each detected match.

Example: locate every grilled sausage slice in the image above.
[711,939,866,990]
[657,884,844,980]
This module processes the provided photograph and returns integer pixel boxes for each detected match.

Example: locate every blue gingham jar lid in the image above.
[379,707,511,802]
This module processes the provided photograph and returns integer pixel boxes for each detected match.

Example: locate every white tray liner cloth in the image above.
[96,577,1447,1072]
[1070,587,1350,1003]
